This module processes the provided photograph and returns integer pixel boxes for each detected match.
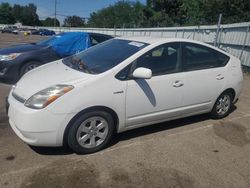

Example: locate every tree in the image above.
[88,1,146,28]
[145,0,185,26]
[203,0,250,24]
[12,4,22,23]
[181,0,205,25]
[88,7,115,28]
[0,3,42,26]
[20,3,41,26]
[63,15,85,27]
[131,1,146,27]
[88,0,187,28]
[181,0,250,25]
[1,1,250,27]
[0,3,15,24]
[42,17,60,27]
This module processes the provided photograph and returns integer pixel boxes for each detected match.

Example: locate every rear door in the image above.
[180,42,229,115]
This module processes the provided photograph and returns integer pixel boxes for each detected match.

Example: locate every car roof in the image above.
[117,36,208,44]
[117,36,229,55]
[116,36,165,44]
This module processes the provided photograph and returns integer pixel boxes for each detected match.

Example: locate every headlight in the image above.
[24,85,74,109]
[0,53,22,61]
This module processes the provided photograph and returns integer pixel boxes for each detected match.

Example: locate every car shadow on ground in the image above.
[0,112,8,124]
[30,105,237,156]
[29,145,73,155]
[110,113,210,146]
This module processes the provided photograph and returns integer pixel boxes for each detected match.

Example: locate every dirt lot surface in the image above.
[0,33,46,48]
[0,33,250,188]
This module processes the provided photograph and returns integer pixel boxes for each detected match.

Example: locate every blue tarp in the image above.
[48,32,91,57]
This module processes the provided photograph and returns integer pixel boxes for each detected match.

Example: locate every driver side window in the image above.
[134,42,181,76]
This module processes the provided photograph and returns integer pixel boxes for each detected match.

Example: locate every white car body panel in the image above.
[180,67,226,114]
[126,73,184,127]
[7,37,243,147]
[14,61,92,99]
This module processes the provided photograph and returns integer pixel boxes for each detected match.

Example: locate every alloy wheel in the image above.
[216,94,231,116]
[76,116,109,149]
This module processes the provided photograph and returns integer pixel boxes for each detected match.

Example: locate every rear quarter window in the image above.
[217,51,230,66]
[183,42,230,71]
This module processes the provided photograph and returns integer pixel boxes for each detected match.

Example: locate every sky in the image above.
[0,0,147,23]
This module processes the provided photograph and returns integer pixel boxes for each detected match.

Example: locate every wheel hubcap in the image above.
[216,94,230,116]
[76,116,109,149]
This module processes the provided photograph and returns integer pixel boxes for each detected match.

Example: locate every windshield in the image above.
[62,39,148,74]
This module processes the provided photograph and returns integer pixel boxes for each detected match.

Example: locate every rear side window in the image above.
[90,35,111,46]
[183,43,229,71]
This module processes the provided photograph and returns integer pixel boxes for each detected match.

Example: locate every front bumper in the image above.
[0,61,19,84]
[7,93,75,147]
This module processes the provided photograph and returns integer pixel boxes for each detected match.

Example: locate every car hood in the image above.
[13,60,92,100]
[0,43,46,54]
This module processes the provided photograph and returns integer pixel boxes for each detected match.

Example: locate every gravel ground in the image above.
[0,33,47,48]
[0,33,250,188]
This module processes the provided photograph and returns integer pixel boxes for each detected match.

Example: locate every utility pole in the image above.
[54,0,57,27]
[214,13,222,47]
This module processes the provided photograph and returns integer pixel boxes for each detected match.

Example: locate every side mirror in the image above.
[132,67,152,79]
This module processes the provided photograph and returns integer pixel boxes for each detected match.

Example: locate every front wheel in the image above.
[210,92,233,119]
[67,111,115,154]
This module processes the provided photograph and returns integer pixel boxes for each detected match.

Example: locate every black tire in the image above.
[210,92,233,119]
[20,61,41,77]
[67,111,115,154]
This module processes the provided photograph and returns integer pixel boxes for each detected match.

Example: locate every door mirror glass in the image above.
[132,67,152,79]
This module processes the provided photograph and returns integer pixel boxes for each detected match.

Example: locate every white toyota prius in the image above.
[7,37,243,154]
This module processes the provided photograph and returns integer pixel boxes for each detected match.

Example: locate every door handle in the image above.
[173,81,184,87]
[216,74,224,80]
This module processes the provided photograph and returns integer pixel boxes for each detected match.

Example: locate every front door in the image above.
[125,42,184,127]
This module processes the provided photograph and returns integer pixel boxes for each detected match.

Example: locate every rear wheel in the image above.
[67,111,114,154]
[211,92,233,119]
[20,61,41,77]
